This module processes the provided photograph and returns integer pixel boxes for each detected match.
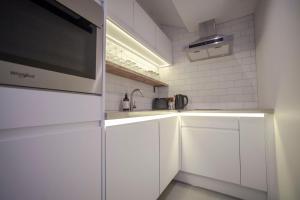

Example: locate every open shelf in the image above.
[106,61,168,87]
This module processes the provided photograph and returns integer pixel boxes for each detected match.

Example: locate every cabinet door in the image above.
[0,127,102,200]
[181,127,240,184]
[133,1,156,48]
[159,117,180,193]
[240,118,267,191]
[156,27,172,63]
[106,121,159,200]
[107,0,134,29]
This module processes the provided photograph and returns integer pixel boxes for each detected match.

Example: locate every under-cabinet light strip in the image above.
[179,112,265,118]
[106,36,159,68]
[106,19,170,67]
[105,112,265,127]
[105,113,178,127]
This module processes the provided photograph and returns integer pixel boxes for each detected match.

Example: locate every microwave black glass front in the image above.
[0,0,104,95]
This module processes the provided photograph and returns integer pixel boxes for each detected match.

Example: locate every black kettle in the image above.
[175,94,188,109]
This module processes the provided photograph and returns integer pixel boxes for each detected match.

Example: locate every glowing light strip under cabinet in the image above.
[106,19,170,67]
[179,112,265,118]
[105,113,178,127]
[106,36,159,68]
[105,112,265,127]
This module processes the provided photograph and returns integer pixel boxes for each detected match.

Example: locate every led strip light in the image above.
[106,19,170,67]
[105,113,178,127]
[105,112,265,127]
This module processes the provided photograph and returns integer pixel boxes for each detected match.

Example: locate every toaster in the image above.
[152,98,168,110]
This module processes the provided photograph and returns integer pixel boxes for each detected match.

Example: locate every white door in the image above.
[133,1,156,48]
[181,127,240,184]
[0,126,102,200]
[156,27,172,63]
[107,0,134,29]
[240,118,267,191]
[106,120,159,200]
[159,117,180,193]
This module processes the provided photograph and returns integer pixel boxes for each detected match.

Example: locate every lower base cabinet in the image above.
[181,127,240,184]
[240,118,267,191]
[105,115,269,199]
[159,117,180,193]
[181,116,268,192]
[106,120,159,200]
[0,126,102,200]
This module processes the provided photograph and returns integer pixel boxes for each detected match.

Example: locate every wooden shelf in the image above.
[106,61,168,87]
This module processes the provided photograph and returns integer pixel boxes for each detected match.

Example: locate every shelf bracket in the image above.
[153,86,158,93]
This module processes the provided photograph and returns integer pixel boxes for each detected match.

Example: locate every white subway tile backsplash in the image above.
[160,15,258,109]
[105,73,158,111]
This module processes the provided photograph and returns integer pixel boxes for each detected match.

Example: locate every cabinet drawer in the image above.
[181,116,239,130]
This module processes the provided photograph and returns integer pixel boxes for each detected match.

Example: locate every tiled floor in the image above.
[158,181,240,200]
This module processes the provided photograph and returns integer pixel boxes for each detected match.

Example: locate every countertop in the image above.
[105,109,273,120]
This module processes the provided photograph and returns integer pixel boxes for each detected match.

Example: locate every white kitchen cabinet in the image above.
[107,0,173,65]
[181,127,240,184]
[156,27,172,63]
[159,117,180,193]
[0,126,102,200]
[106,120,159,200]
[107,0,134,29]
[240,118,267,191]
[181,116,239,129]
[0,86,102,130]
[133,1,156,49]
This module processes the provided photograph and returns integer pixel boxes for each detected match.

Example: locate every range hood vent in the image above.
[185,19,233,62]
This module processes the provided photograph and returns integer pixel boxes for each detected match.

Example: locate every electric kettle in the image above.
[175,94,188,109]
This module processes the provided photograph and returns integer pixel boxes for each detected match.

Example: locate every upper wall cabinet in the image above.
[107,0,172,64]
[156,27,172,63]
[107,0,134,29]
[133,1,156,50]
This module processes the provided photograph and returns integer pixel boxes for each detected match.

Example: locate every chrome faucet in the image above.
[130,88,144,111]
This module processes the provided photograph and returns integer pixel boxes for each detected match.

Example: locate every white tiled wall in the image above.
[159,15,258,109]
[105,73,158,111]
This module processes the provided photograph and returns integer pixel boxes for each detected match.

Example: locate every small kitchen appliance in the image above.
[175,94,188,109]
[152,98,169,110]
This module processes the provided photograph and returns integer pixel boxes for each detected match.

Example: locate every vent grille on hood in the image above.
[189,37,224,48]
[185,19,233,62]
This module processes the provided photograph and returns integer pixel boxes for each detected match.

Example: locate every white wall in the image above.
[105,73,158,111]
[159,15,258,109]
[255,0,300,199]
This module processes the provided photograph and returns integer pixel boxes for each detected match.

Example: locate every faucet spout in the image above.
[130,89,144,111]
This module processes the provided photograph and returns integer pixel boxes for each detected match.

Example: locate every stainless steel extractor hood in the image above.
[185,19,233,62]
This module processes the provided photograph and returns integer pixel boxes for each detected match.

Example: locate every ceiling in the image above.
[137,0,260,32]
[136,0,185,28]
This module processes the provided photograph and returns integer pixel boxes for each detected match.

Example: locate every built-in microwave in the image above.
[0,0,104,95]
